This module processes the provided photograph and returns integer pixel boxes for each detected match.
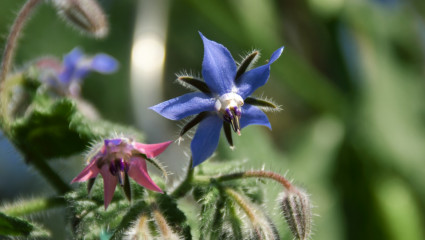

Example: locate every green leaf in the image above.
[11,98,88,159]
[0,212,33,236]
[9,95,144,161]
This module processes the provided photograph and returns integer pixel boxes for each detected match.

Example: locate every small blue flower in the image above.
[40,47,118,96]
[151,32,283,167]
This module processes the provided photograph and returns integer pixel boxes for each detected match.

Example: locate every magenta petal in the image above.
[128,157,162,193]
[99,165,117,209]
[71,159,100,183]
[133,141,173,159]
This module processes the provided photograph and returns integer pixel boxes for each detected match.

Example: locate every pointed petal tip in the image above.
[91,53,119,73]
[152,187,164,194]
[269,47,284,64]
[134,140,173,158]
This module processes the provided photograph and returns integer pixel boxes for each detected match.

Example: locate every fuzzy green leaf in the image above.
[9,96,144,161]
[0,212,33,236]
[11,99,88,159]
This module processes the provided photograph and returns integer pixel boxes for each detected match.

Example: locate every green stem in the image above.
[29,155,72,194]
[0,0,42,93]
[215,170,294,191]
[1,196,65,217]
[170,157,194,198]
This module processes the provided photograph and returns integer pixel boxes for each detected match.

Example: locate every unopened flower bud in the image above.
[280,188,312,240]
[124,214,152,240]
[153,209,184,240]
[52,0,108,38]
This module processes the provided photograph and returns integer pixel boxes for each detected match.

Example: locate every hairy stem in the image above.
[1,196,65,217]
[170,157,194,198]
[0,0,42,91]
[215,170,294,191]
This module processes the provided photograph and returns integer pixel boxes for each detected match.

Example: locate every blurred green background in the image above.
[1,0,425,239]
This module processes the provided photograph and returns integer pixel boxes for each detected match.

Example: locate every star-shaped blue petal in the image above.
[151,33,283,167]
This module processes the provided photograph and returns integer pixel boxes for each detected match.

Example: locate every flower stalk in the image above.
[215,170,294,191]
[0,0,42,94]
[170,158,194,198]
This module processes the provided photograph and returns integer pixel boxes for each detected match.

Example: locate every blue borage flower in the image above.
[38,47,118,97]
[151,32,283,167]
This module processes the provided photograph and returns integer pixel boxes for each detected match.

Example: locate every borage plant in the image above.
[0,0,313,239]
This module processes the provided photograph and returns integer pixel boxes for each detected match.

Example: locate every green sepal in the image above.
[235,50,259,81]
[177,76,211,94]
[180,111,210,137]
[122,173,132,202]
[245,97,279,110]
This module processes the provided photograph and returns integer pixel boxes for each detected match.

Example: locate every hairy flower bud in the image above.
[52,0,108,38]
[153,209,184,240]
[280,188,312,240]
[124,214,152,240]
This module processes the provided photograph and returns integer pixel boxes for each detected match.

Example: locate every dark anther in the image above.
[223,107,241,135]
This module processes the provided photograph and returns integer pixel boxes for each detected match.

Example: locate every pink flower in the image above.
[71,137,172,209]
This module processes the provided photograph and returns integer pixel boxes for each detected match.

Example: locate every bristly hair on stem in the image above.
[0,0,42,105]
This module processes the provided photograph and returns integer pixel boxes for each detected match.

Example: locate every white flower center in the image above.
[214,93,244,135]
[214,92,244,113]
